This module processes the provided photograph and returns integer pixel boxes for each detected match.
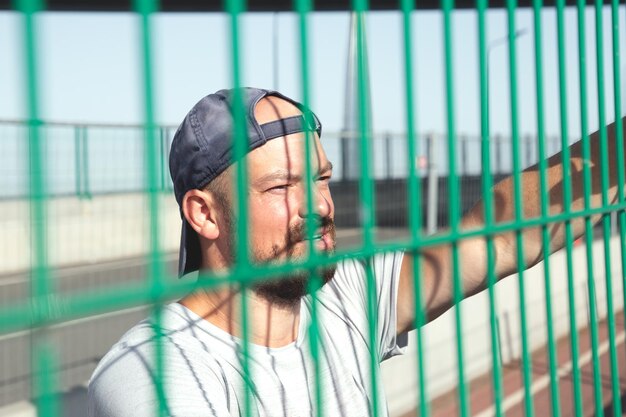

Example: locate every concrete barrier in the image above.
[0,193,181,275]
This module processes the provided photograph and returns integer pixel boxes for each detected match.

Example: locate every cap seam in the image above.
[248,89,269,143]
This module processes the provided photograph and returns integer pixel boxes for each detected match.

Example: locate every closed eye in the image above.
[267,184,290,192]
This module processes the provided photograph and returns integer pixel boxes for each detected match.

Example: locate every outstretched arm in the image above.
[396,116,626,333]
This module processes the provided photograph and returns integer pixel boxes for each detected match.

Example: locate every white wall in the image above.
[0,194,181,274]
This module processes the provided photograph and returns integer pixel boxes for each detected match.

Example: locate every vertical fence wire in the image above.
[134,0,168,416]
[505,0,535,415]
[611,0,626,367]
[576,1,605,414]
[441,1,470,415]
[294,1,325,416]
[555,0,584,413]
[352,1,381,415]
[477,1,505,415]
[225,0,254,416]
[531,1,562,415]
[400,1,430,416]
[593,1,622,416]
[16,0,59,416]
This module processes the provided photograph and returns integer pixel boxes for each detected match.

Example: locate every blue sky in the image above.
[0,7,624,139]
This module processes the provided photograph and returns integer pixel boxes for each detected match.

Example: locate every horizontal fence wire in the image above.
[3,2,626,417]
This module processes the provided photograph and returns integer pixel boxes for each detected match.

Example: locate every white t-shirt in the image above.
[88,252,407,417]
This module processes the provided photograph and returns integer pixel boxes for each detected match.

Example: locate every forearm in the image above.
[401,117,626,329]
[467,116,626,280]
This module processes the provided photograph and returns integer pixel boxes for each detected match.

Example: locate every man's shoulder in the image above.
[90,303,233,373]
[93,304,194,359]
[88,303,232,416]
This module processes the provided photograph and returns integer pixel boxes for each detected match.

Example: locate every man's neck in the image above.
[179,287,301,348]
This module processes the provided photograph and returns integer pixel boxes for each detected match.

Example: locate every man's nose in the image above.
[298,186,333,220]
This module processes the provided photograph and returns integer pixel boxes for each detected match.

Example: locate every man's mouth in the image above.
[291,220,335,251]
[311,230,333,251]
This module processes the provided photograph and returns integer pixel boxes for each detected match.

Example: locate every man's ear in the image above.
[182,189,220,240]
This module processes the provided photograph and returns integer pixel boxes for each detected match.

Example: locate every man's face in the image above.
[246,133,336,263]
[218,97,337,306]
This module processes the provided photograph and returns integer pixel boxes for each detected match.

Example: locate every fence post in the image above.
[461,134,468,175]
[74,125,82,197]
[82,126,91,198]
[495,133,503,173]
[340,130,349,181]
[426,132,439,234]
[525,134,532,168]
[385,132,392,179]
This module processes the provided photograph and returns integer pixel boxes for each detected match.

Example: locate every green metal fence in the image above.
[1,0,626,416]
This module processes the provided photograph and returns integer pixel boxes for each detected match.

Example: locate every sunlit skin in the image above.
[179,97,336,348]
[246,134,335,263]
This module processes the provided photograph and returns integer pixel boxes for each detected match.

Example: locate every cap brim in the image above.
[178,219,201,277]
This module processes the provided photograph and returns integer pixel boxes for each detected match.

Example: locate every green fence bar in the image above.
[134,0,169,416]
[20,0,47,297]
[352,1,383,415]
[612,0,626,366]
[477,0,505,415]
[294,0,326,415]
[400,1,430,416]
[34,343,60,417]
[225,1,255,416]
[555,0,584,414]
[532,0,561,414]
[16,0,59,416]
[594,0,622,415]
[575,0,605,414]
[442,0,470,415]
[505,0,535,415]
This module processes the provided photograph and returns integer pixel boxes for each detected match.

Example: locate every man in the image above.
[88,87,624,416]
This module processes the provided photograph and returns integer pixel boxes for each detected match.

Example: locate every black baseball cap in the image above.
[169,87,322,276]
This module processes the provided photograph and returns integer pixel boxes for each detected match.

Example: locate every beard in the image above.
[221,207,337,308]
[252,265,337,308]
